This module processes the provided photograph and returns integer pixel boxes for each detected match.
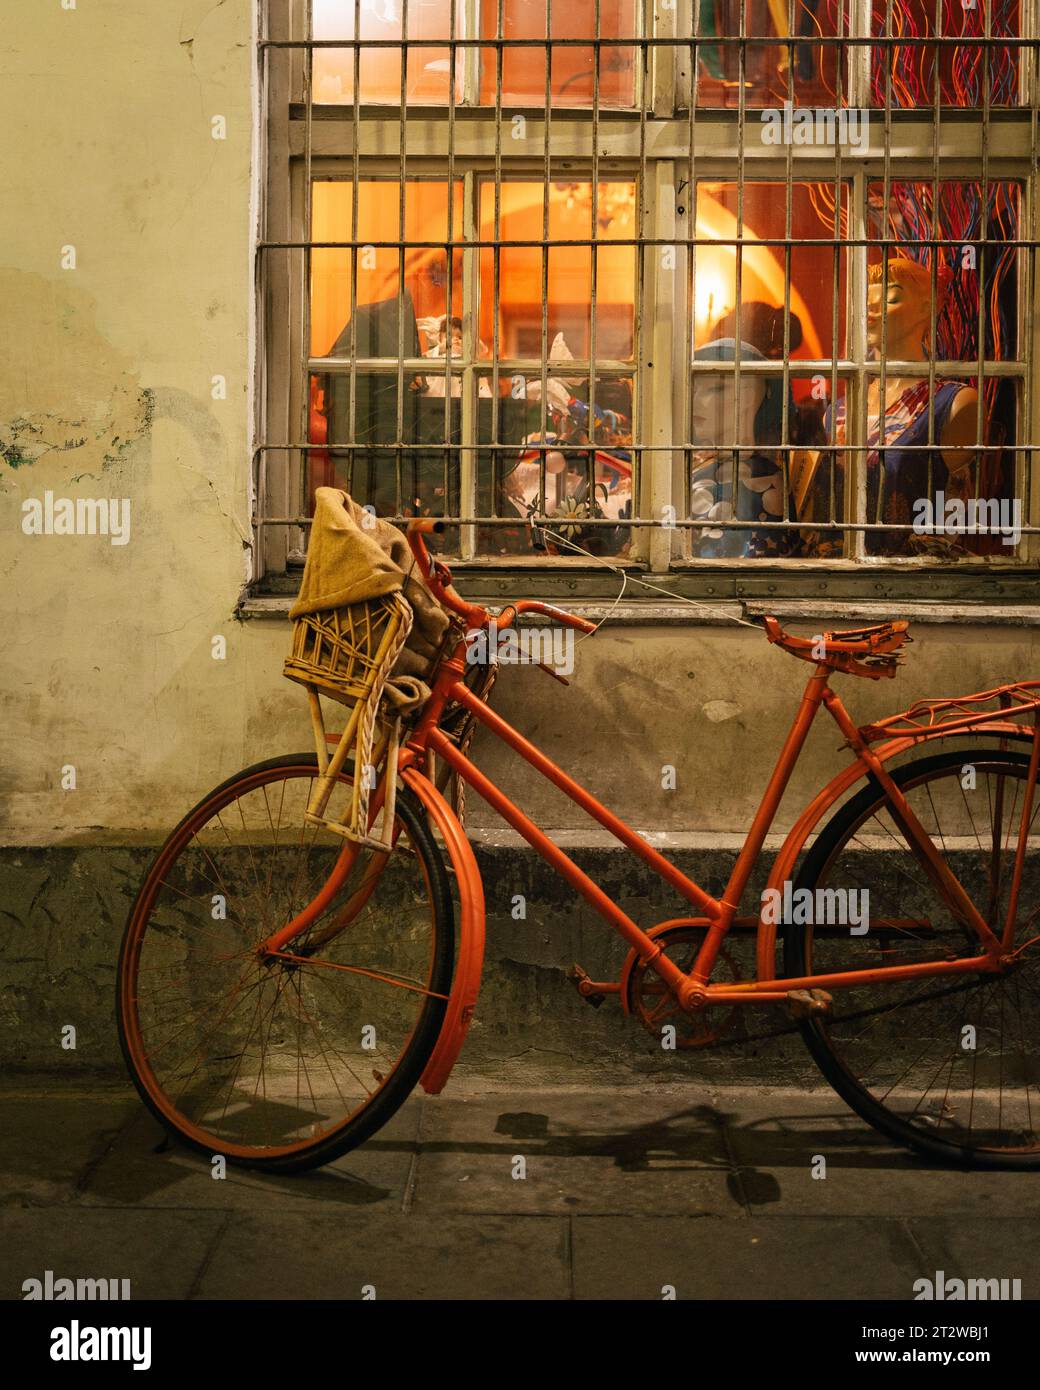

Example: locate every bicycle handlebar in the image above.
[405,518,596,635]
[503,600,597,635]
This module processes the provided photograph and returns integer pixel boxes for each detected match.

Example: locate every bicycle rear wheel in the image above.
[117,754,454,1173]
[785,747,1040,1168]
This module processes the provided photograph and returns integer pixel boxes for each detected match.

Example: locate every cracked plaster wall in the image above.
[2,1,260,842]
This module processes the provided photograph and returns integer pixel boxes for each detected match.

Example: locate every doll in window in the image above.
[794,256,983,557]
[689,339,800,558]
[416,314,493,398]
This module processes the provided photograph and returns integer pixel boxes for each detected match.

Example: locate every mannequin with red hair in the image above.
[799,255,981,556]
[864,257,977,459]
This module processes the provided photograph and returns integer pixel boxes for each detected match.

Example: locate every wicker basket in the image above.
[282,591,414,849]
[283,592,409,707]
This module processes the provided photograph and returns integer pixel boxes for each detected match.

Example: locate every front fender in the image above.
[755,723,1034,980]
[402,768,487,1095]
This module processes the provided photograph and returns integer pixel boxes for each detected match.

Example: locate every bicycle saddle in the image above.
[761,615,911,679]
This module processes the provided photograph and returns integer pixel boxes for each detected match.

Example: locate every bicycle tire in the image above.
[117,753,454,1174]
[785,746,1040,1168]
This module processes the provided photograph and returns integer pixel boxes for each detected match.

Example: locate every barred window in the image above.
[254,1,1040,595]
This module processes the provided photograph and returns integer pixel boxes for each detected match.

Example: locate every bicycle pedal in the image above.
[785,988,833,1020]
[568,964,605,1008]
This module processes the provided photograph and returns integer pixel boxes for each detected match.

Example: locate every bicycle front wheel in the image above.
[117,754,454,1173]
[785,747,1040,1168]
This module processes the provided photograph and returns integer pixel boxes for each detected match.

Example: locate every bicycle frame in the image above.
[403,635,1039,1006]
[258,521,1040,1093]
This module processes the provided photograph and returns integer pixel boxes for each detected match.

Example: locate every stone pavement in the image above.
[2,1075,1037,1301]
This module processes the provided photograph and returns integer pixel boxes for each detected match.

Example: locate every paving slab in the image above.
[193,1212,570,1300]
[718,1086,1040,1216]
[78,1096,424,1213]
[571,1214,926,1300]
[412,1087,744,1215]
[0,1088,139,1206]
[907,1218,1040,1298]
[0,1209,223,1301]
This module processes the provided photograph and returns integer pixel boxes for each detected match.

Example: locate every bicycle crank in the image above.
[622,923,743,1049]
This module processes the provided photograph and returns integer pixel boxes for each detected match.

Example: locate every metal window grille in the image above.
[253,0,1040,589]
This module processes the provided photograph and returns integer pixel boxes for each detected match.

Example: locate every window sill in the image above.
[246,560,1040,613]
[238,593,1040,628]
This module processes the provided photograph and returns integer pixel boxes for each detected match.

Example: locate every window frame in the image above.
[252,0,1040,601]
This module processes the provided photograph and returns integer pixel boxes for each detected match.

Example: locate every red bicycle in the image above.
[118,519,1040,1172]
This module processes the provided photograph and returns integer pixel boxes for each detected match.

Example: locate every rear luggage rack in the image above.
[860,681,1040,742]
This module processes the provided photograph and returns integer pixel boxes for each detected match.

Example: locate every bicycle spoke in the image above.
[120,761,450,1164]
[794,751,1040,1160]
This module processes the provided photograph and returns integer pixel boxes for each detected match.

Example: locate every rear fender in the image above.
[755,724,1034,980]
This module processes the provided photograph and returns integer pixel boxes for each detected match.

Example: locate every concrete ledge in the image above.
[743,600,1040,626]
[238,593,1040,626]
[6,840,1003,1082]
[0,841,791,1076]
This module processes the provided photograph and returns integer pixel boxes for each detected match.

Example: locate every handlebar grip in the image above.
[407,518,446,536]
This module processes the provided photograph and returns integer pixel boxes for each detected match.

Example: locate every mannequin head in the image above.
[438,315,463,356]
[691,340,778,448]
[709,302,803,359]
[867,257,952,360]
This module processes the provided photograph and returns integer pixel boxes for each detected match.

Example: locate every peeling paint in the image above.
[701,700,743,723]
[0,272,151,480]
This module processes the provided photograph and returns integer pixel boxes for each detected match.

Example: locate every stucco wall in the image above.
[2,1,256,841]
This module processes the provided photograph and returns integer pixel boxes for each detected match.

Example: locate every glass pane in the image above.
[308,370,461,528]
[871,0,1022,108]
[693,182,848,361]
[312,0,463,106]
[473,177,636,557]
[478,374,635,557]
[688,369,835,559]
[815,376,1018,558]
[309,178,464,531]
[693,1,845,109]
[479,0,638,109]
[310,179,464,358]
[866,181,1020,362]
[789,376,847,558]
[478,180,637,363]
